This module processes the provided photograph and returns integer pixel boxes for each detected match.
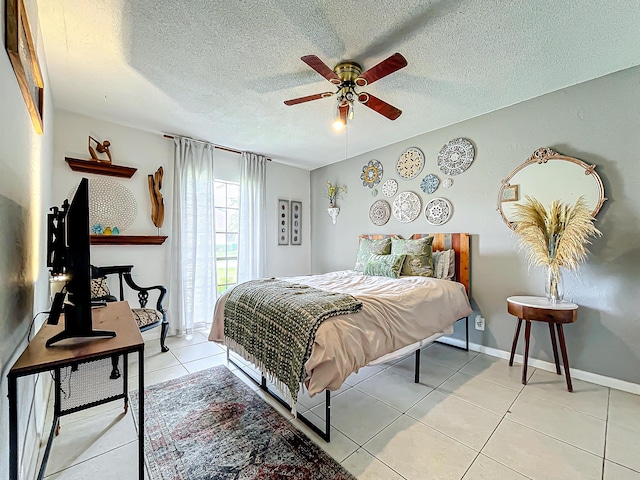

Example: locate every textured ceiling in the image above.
[38,0,640,169]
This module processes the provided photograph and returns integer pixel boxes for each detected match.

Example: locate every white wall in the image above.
[265,161,311,277]
[53,111,311,332]
[0,0,55,477]
[310,66,640,385]
[52,110,174,297]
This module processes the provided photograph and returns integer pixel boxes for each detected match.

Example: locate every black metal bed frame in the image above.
[228,315,469,443]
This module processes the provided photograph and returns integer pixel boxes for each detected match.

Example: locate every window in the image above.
[214,180,239,294]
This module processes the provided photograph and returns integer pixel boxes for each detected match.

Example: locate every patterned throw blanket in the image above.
[223,279,362,408]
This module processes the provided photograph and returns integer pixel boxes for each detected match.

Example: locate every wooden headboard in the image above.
[358,233,470,296]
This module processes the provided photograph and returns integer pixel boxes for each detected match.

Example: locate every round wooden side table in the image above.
[507,296,578,392]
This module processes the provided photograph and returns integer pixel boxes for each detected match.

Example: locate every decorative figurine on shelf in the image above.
[148,166,165,228]
[88,136,113,164]
[91,224,105,235]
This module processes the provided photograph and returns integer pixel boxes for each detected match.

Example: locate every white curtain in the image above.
[238,152,267,282]
[169,137,217,335]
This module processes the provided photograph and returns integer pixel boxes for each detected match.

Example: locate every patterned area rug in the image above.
[130,366,355,480]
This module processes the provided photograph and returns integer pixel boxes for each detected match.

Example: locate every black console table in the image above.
[8,302,145,479]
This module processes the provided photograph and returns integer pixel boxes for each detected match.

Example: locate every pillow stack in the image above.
[391,236,434,277]
[354,238,392,272]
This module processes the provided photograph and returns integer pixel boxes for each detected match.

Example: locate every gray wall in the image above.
[0,0,55,476]
[310,66,640,385]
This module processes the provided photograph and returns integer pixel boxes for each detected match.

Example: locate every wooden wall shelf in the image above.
[90,235,167,245]
[65,157,137,178]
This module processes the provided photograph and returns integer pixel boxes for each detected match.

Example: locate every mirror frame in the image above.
[498,147,607,230]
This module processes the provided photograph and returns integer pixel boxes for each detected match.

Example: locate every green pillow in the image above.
[354,238,392,272]
[391,236,434,277]
[364,254,406,278]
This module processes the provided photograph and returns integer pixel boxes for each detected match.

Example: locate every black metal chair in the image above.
[90,264,169,352]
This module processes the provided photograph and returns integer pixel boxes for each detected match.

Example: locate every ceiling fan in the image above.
[284,53,407,128]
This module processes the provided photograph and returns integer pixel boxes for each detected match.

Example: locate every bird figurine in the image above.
[88,136,113,164]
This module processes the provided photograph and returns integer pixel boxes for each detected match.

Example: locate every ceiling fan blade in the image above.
[301,55,342,85]
[355,53,407,87]
[357,92,402,120]
[284,92,334,106]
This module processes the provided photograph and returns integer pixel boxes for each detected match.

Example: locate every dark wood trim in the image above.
[509,318,522,366]
[507,301,577,324]
[90,235,167,245]
[65,157,137,178]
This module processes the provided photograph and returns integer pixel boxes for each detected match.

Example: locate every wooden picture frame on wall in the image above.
[290,201,302,245]
[277,199,289,245]
[501,184,519,202]
[5,0,44,134]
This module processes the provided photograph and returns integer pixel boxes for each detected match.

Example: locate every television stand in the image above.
[8,302,145,480]
[45,328,116,347]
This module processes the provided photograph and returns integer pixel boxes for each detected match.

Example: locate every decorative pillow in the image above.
[433,249,456,280]
[363,254,406,278]
[391,236,434,277]
[90,277,110,298]
[132,308,162,328]
[354,238,392,272]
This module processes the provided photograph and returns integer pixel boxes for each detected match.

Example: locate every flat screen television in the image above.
[46,178,115,347]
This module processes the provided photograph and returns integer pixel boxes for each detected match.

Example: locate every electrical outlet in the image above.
[475,315,485,331]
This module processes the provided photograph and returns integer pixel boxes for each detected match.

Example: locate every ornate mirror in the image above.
[498,147,606,229]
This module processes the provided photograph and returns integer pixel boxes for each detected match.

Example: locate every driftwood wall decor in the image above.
[148,167,165,228]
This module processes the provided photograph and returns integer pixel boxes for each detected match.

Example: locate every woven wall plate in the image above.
[437,138,475,176]
[392,191,421,223]
[396,147,425,180]
[381,179,398,197]
[420,174,440,194]
[68,178,137,232]
[442,178,454,188]
[424,197,453,225]
[369,200,391,226]
[360,159,383,188]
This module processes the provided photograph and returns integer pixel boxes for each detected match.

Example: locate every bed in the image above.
[209,233,472,441]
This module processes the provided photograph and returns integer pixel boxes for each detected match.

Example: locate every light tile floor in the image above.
[42,330,640,480]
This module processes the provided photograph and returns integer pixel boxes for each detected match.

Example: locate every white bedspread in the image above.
[209,270,472,396]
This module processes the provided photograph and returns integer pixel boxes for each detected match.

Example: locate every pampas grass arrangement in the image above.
[513,195,601,300]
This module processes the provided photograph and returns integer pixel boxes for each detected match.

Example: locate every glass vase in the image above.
[545,267,564,304]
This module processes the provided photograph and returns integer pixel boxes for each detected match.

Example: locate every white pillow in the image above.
[433,249,455,280]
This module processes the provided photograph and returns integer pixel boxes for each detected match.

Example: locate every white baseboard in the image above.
[437,337,640,395]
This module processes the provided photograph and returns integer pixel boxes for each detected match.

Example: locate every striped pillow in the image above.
[433,249,456,280]
[364,254,406,278]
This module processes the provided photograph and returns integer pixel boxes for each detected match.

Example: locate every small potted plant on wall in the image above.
[325,181,346,224]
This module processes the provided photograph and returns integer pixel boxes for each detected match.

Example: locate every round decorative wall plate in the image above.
[424,197,453,225]
[392,191,421,223]
[442,178,453,188]
[68,178,137,232]
[437,138,475,176]
[396,147,425,180]
[420,174,440,194]
[371,188,378,197]
[361,159,383,188]
[369,200,391,226]
[382,179,398,197]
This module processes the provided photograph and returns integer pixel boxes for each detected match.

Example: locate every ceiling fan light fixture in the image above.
[333,118,345,130]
